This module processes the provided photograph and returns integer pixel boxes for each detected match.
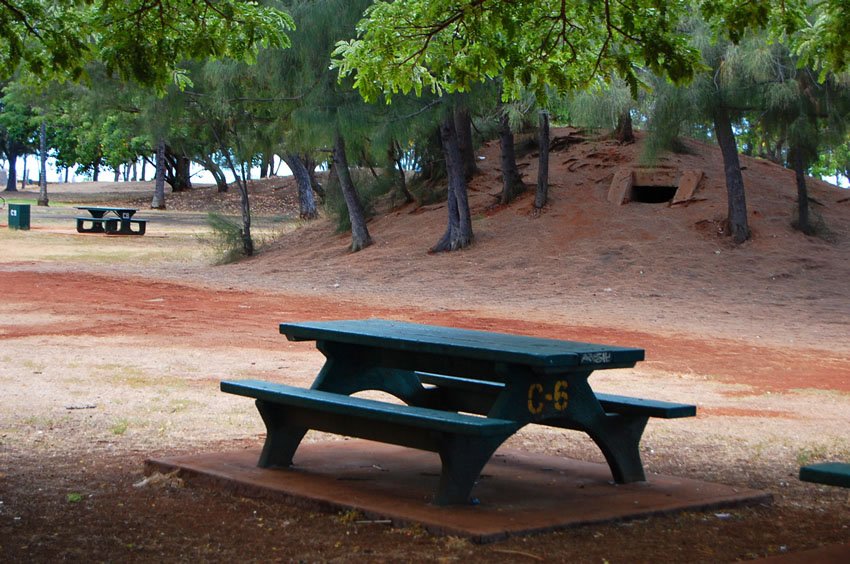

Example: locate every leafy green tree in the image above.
[277,0,384,251]
[0,84,36,191]
[702,0,850,75]
[334,1,702,103]
[756,62,850,235]
[334,1,706,250]
[812,142,850,187]
[643,25,770,244]
[1,1,293,90]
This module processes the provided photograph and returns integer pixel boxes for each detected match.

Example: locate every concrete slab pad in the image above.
[752,543,850,563]
[147,440,772,543]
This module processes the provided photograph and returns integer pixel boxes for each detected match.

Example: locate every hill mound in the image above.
[231,128,848,352]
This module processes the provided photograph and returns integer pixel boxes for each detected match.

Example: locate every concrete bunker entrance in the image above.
[607,167,704,206]
[630,184,679,204]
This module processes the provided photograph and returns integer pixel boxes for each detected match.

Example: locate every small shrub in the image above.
[205,213,246,264]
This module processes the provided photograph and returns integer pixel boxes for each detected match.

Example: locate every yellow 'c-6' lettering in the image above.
[527,383,544,415]
[554,380,569,411]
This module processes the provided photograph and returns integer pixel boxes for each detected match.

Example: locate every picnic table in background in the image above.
[75,206,147,235]
[222,319,697,505]
[800,462,850,488]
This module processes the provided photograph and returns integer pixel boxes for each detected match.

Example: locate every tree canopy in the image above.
[0,1,294,89]
[333,1,850,105]
[333,0,702,103]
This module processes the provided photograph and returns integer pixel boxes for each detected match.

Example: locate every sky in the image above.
[2,155,292,186]
[1,153,846,189]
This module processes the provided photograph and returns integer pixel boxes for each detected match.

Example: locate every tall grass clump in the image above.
[205,213,246,264]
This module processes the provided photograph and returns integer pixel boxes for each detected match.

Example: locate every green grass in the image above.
[111,419,129,435]
[167,398,201,413]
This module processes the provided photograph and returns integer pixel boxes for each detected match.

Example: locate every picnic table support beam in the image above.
[312,343,432,403]
[437,434,505,505]
[584,414,649,483]
[255,400,308,468]
[487,372,653,484]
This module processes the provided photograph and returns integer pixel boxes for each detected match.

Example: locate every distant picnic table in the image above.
[75,206,147,235]
[222,319,697,505]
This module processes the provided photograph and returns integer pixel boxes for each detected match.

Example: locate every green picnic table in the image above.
[222,319,696,505]
[75,206,147,235]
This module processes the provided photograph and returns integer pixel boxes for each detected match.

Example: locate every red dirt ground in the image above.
[3,270,848,395]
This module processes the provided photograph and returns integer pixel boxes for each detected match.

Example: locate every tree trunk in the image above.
[236,165,254,257]
[431,115,473,252]
[113,168,120,182]
[3,144,18,191]
[390,141,414,204]
[333,133,372,252]
[92,159,100,182]
[535,110,550,210]
[304,155,324,201]
[790,146,813,235]
[21,155,27,188]
[454,106,477,181]
[283,153,318,220]
[202,157,228,192]
[151,139,167,209]
[64,167,69,183]
[140,158,147,181]
[260,153,269,178]
[131,161,138,181]
[713,108,750,244]
[169,153,192,192]
[498,111,525,205]
[38,122,49,206]
[614,110,635,144]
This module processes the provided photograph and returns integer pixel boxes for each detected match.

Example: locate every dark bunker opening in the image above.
[630,185,678,204]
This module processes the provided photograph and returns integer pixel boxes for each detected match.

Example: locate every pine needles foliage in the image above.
[205,213,246,264]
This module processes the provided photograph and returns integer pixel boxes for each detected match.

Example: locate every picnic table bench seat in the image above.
[76,216,116,231]
[799,462,850,488]
[221,379,520,504]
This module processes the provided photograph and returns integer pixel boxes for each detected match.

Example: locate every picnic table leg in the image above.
[254,399,308,468]
[583,415,649,483]
[435,434,508,505]
[492,373,651,484]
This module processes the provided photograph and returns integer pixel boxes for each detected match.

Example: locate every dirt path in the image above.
[4,270,847,394]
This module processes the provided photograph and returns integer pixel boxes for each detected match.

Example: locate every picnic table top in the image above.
[75,206,138,212]
[280,319,644,370]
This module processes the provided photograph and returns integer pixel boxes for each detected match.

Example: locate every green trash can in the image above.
[8,203,31,230]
